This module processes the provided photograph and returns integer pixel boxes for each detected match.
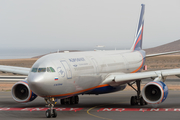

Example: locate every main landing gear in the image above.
[60,95,79,105]
[45,98,57,118]
[128,80,147,106]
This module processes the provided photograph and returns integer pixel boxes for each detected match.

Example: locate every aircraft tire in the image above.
[60,99,65,105]
[52,109,57,118]
[45,109,51,118]
[70,97,75,105]
[130,96,136,106]
[134,96,138,105]
[75,96,79,104]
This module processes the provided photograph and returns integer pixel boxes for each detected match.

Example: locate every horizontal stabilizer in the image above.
[146,50,180,58]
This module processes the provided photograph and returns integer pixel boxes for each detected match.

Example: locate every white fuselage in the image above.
[27,50,145,98]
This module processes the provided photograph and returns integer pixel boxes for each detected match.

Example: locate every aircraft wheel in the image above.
[75,96,79,104]
[52,109,57,118]
[70,97,75,105]
[65,98,70,104]
[140,97,145,106]
[61,99,65,105]
[130,96,136,106]
[45,109,51,118]
[134,96,138,105]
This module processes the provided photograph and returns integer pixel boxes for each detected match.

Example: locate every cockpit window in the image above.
[47,67,55,72]
[31,68,38,72]
[50,67,55,72]
[38,68,46,72]
[47,67,51,72]
[31,67,54,73]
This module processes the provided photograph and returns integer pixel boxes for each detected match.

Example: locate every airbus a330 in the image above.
[1,4,180,118]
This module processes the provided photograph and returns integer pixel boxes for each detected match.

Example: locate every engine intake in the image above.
[12,81,37,103]
[142,81,168,104]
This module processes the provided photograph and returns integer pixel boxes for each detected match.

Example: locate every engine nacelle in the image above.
[11,81,37,103]
[142,81,168,104]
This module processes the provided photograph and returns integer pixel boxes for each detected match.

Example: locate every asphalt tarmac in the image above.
[1,90,180,120]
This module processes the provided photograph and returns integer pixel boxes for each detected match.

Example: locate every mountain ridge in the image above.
[144,39,180,54]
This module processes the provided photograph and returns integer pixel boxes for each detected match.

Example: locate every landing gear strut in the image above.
[45,98,57,118]
[60,95,79,105]
[128,80,147,106]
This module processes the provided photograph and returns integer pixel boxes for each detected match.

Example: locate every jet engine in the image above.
[142,81,168,104]
[11,81,37,103]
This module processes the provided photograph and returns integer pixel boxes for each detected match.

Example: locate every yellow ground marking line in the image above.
[87,105,112,120]
[87,102,128,120]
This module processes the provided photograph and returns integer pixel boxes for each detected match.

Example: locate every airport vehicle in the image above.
[1,4,180,118]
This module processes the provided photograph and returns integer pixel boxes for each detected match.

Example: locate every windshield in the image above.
[31,67,55,73]
[47,67,56,72]
[38,68,46,72]
[31,68,38,72]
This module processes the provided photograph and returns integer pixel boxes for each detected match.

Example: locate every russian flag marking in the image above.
[55,77,58,81]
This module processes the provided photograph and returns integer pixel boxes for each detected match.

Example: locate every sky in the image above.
[0,0,180,53]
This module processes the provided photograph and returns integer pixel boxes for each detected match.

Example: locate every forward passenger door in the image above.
[60,60,72,79]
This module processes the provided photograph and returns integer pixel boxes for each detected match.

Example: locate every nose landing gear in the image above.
[44,96,79,118]
[45,98,57,118]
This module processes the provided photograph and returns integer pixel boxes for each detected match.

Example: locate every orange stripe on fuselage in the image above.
[42,84,109,98]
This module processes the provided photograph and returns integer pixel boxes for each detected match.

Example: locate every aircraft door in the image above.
[121,55,129,72]
[60,60,72,79]
[91,58,99,74]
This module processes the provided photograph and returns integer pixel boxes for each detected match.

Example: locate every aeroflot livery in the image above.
[1,4,180,118]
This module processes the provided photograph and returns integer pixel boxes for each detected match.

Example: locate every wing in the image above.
[102,68,180,84]
[0,76,27,82]
[146,50,180,58]
[0,65,30,76]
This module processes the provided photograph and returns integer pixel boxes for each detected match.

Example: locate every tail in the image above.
[131,4,145,51]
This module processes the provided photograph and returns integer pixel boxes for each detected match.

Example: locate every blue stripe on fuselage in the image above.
[86,84,126,94]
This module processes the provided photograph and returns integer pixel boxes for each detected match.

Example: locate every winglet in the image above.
[131,4,145,51]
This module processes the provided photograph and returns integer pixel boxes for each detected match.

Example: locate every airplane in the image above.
[1,4,180,118]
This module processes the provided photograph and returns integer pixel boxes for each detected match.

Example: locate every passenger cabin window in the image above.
[38,68,46,72]
[47,67,55,72]
[31,68,38,72]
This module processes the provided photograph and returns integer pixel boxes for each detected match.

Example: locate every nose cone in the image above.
[27,74,46,96]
